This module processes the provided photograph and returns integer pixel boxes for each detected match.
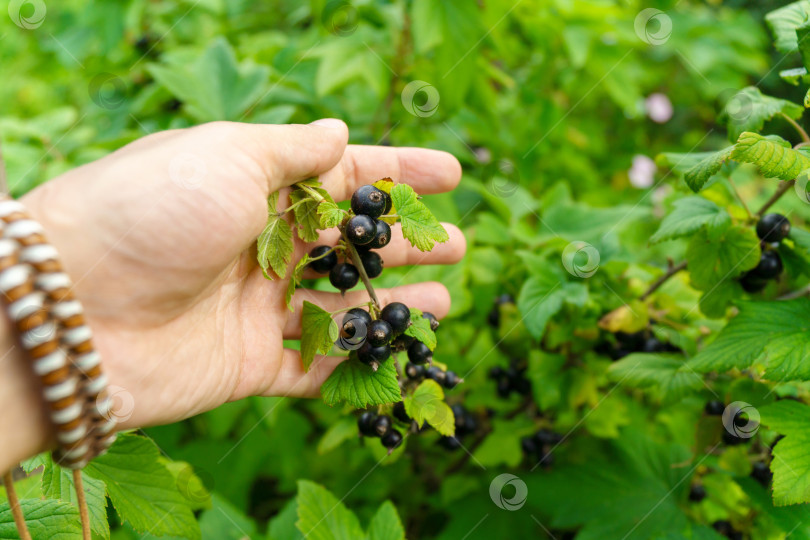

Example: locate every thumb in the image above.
[244,119,349,191]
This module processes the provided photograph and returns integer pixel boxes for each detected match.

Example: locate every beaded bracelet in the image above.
[0,196,115,468]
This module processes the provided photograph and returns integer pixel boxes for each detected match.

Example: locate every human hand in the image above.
[11,119,464,450]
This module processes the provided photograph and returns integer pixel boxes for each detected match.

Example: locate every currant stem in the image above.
[3,469,31,540]
[756,180,795,217]
[73,469,91,540]
[780,112,810,143]
[297,183,325,202]
[344,235,381,310]
[640,260,688,300]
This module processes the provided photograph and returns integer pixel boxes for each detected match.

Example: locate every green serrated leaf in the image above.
[295,480,364,540]
[403,379,455,436]
[41,457,109,539]
[780,67,810,85]
[766,0,810,53]
[608,353,703,403]
[389,184,449,252]
[290,188,322,243]
[286,255,310,311]
[687,299,810,381]
[84,433,200,540]
[0,498,81,539]
[732,132,810,179]
[258,193,294,280]
[650,197,731,244]
[403,308,437,350]
[685,226,761,290]
[683,147,736,192]
[317,417,357,455]
[301,301,338,371]
[759,401,810,505]
[516,271,564,340]
[722,87,804,142]
[366,500,405,540]
[318,201,345,229]
[321,358,401,408]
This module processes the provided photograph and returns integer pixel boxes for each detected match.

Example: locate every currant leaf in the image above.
[295,480,364,540]
[683,146,736,192]
[300,301,338,371]
[721,87,803,142]
[320,357,401,408]
[286,255,310,311]
[317,200,345,229]
[403,379,455,436]
[608,353,703,404]
[685,225,761,290]
[41,456,109,538]
[650,196,731,244]
[257,192,293,280]
[759,400,810,505]
[766,0,810,53]
[389,184,449,252]
[403,308,436,350]
[732,132,810,180]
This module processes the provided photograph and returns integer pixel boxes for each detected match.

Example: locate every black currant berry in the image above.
[740,273,767,293]
[439,436,461,450]
[521,436,538,455]
[405,362,424,380]
[343,308,372,338]
[351,185,387,219]
[359,250,383,278]
[751,461,772,487]
[704,401,725,416]
[368,220,391,249]
[488,366,504,379]
[330,263,359,291]
[444,371,460,389]
[422,311,439,331]
[373,415,392,437]
[407,341,432,365]
[756,213,791,243]
[496,378,511,398]
[391,334,415,351]
[535,430,563,445]
[393,402,410,423]
[750,251,783,280]
[346,214,377,245]
[381,429,403,450]
[425,366,446,384]
[688,484,706,502]
[722,430,747,446]
[380,302,411,335]
[366,319,393,347]
[308,246,337,274]
[358,411,377,436]
[358,342,391,366]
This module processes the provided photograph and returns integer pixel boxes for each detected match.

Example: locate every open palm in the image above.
[19,119,465,432]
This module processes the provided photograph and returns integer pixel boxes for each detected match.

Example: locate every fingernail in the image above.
[310,118,345,129]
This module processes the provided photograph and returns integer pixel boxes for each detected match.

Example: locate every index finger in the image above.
[320,145,462,201]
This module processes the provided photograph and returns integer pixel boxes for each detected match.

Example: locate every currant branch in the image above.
[640,260,688,301]
[343,229,381,310]
[756,179,795,217]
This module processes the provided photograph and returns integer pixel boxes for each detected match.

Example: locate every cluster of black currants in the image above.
[712,520,743,540]
[520,429,563,468]
[308,185,393,292]
[489,362,530,398]
[402,313,462,390]
[438,405,478,450]
[598,331,681,361]
[740,213,790,293]
[357,410,403,450]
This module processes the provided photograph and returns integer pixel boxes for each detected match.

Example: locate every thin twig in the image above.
[778,284,810,301]
[3,470,31,540]
[780,112,810,143]
[72,469,91,540]
[640,260,688,300]
[756,180,795,217]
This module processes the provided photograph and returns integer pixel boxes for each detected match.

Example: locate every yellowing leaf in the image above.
[598,301,649,333]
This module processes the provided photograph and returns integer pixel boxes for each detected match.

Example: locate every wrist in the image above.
[0,319,51,472]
